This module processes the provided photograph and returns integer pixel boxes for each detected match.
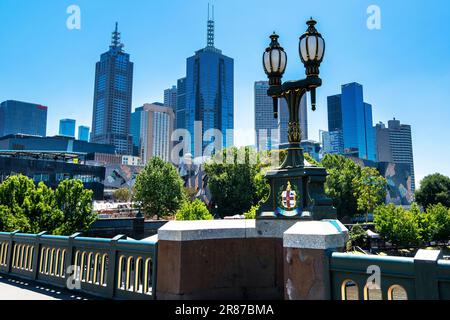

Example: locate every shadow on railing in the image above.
[0,231,157,300]
[330,250,450,300]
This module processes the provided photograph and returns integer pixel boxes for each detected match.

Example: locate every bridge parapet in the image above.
[0,231,157,300]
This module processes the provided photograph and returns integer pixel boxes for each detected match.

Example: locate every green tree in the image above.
[353,167,387,223]
[0,174,35,213]
[134,157,186,219]
[176,199,213,221]
[321,154,362,219]
[27,182,64,234]
[113,188,131,202]
[415,173,450,209]
[184,187,198,202]
[410,203,436,243]
[0,205,30,232]
[55,179,95,235]
[348,224,369,248]
[427,203,450,242]
[374,204,421,246]
[0,175,35,232]
[205,147,268,218]
[0,175,93,235]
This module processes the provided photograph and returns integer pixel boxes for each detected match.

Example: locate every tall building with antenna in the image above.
[91,23,134,155]
[176,5,234,157]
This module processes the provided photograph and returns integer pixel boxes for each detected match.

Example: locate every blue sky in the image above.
[0,0,449,185]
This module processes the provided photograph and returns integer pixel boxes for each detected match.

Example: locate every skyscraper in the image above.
[164,85,177,111]
[91,23,133,155]
[59,119,76,137]
[321,130,344,155]
[175,78,187,131]
[0,100,47,137]
[254,81,278,150]
[131,106,144,156]
[78,125,90,142]
[325,83,376,161]
[140,103,175,163]
[176,8,234,157]
[375,118,416,191]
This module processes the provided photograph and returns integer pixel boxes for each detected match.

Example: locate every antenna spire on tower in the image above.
[207,4,215,47]
[111,22,124,51]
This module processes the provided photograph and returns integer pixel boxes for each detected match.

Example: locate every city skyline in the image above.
[1,0,449,185]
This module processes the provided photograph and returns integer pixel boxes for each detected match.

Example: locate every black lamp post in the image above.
[257,18,336,220]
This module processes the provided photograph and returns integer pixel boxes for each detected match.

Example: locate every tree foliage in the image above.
[321,154,362,219]
[374,203,450,246]
[54,179,95,235]
[374,204,421,246]
[134,157,186,219]
[427,203,450,242]
[0,175,94,235]
[415,173,450,209]
[353,167,387,222]
[244,205,258,219]
[205,147,269,218]
[175,199,213,221]
[113,188,131,202]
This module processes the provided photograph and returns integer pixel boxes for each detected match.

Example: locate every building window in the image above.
[33,174,49,183]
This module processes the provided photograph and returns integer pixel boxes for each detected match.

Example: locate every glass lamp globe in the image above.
[263,32,287,85]
[299,18,325,77]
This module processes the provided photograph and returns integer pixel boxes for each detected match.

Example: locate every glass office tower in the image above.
[164,86,177,111]
[254,81,278,151]
[91,23,133,155]
[59,119,76,137]
[176,78,187,131]
[0,100,47,137]
[131,106,144,156]
[78,126,90,142]
[326,83,376,161]
[177,13,234,157]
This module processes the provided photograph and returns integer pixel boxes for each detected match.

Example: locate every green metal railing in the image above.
[330,251,450,300]
[0,231,157,300]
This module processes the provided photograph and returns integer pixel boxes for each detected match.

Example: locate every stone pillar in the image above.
[155,219,298,300]
[283,220,348,300]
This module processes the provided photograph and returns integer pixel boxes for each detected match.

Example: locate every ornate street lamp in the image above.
[257,18,336,221]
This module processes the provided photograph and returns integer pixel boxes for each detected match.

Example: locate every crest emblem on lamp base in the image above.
[276,181,301,217]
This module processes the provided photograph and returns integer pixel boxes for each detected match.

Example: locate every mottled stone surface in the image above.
[158,219,298,241]
[283,220,348,250]
[284,248,329,300]
[158,220,254,241]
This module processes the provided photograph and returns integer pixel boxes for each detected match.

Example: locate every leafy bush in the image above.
[348,224,368,247]
[427,203,450,242]
[244,205,258,220]
[374,204,421,246]
[175,199,213,221]
[113,188,131,202]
